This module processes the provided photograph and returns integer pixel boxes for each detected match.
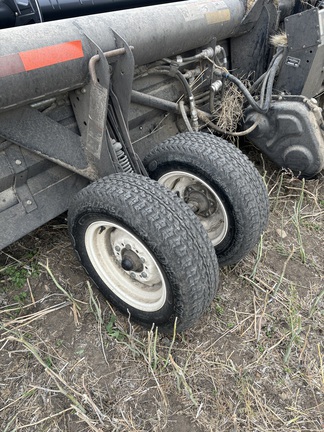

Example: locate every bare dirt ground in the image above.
[0,151,323,432]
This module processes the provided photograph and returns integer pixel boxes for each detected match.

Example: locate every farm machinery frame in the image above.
[0,0,323,330]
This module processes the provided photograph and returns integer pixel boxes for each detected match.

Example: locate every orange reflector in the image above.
[0,40,84,78]
[19,40,84,71]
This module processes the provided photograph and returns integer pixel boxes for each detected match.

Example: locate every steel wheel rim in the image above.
[159,170,229,246]
[85,221,167,312]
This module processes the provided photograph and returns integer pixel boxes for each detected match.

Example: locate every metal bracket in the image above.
[276,8,323,97]
[70,27,143,176]
[69,29,117,178]
[110,30,135,125]
[285,8,321,50]
[5,145,37,213]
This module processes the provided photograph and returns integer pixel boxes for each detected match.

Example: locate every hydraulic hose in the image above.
[179,100,193,132]
[261,52,284,111]
[197,110,260,137]
[250,47,285,94]
[222,72,268,114]
[222,51,284,114]
[148,66,199,131]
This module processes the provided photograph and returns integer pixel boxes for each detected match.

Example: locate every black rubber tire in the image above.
[143,132,269,266]
[68,173,219,333]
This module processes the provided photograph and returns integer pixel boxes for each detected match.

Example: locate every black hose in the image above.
[223,73,268,114]
[250,47,285,94]
[259,68,271,107]
[222,51,284,114]
[262,52,284,111]
[150,66,194,101]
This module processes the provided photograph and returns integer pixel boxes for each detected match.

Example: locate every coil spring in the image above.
[113,141,133,173]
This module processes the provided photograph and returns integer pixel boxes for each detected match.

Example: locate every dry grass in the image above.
[0,160,323,431]
[191,55,253,138]
[212,81,246,134]
[270,32,288,48]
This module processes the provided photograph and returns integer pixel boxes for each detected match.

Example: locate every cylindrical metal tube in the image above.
[38,0,184,21]
[0,0,246,111]
[0,3,16,28]
[0,0,186,29]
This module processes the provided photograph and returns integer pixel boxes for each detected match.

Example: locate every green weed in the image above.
[106,314,126,342]
[13,291,27,303]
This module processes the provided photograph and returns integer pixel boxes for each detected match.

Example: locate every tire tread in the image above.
[68,173,219,332]
[144,132,269,265]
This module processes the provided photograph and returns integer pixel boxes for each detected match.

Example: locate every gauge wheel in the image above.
[68,172,219,332]
[143,132,269,266]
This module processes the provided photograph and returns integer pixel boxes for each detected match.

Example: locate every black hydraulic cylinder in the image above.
[0,0,185,28]
[39,0,184,21]
[0,0,42,28]
[0,2,18,28]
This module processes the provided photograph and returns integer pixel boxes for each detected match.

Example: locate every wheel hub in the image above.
[184,187,215,217]
[84,221,167,311]
[157,170,229,246]
[121,249,144,272]
[112,233,161,285]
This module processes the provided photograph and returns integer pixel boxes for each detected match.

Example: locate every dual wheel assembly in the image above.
[68,133,269,332]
